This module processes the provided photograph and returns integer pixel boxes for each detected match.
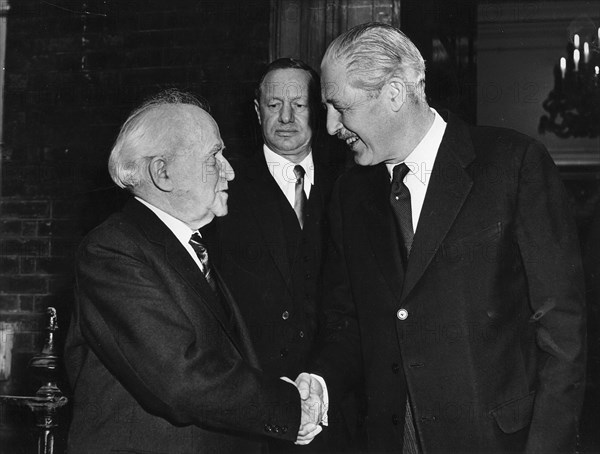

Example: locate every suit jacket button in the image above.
[281,425,288,434]
[299,330,305,338]
[264,424,272,432]
[396,308,409,320]
[391,362,400,374]
[273,425,281,434]
[392,413,400,425]
[282,310,290,320]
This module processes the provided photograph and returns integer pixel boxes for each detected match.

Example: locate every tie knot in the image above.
[392,163,410,183]
[190,231,205,246]
[294,165,305,182]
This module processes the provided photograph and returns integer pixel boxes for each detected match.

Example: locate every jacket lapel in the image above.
[312,152,335,212]
[361,164,405,299]
[247,153,293,287]
[215,269,261,369]
[401,114,475,301]
[123,199,249,359]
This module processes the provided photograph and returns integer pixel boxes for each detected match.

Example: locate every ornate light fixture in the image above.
[539,27,600,138]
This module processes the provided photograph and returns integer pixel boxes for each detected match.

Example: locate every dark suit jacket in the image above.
[312,113,586,453]
[209,150,337,380]
[65,198,301,454]
[208,150,360,453]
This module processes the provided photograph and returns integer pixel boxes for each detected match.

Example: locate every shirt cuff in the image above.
[280,376,296,386]
[310,374,329,426]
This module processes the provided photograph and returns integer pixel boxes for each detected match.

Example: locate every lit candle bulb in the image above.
[560,57,567,78]
[574,33,580,48]
[584,42,590,64]
[574,49,580,71]
[598,27,600,43]
[596,66,600,77]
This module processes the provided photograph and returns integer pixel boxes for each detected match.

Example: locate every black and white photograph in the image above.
[0,1,599,453]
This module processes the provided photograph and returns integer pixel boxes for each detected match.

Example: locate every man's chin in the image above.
[353,150,371,166]
[271,142,299,153]
[212,204,229,218]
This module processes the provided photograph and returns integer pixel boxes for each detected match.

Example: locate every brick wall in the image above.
[0,0,271,450]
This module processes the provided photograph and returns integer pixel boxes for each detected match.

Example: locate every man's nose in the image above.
[326,108,342,136]
[279,103,294,123]
[220,155,235,181]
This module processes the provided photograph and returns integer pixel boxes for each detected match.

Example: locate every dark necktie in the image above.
[390,164,420,454]
[390,163,414,263]
[189,232,218,294]
[293,165,307,229]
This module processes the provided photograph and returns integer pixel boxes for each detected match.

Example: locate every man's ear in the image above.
[148,157,173,192]
[253,99,262,125]
[388,79,407,112]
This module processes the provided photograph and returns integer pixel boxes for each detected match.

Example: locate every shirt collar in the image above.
[263,144,315,186]
[386,108,447,180]
[135,196,196,242]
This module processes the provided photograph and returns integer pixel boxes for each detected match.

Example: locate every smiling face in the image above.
[168,107,235,228]
[321,58,399,166]
[255,68,313,163]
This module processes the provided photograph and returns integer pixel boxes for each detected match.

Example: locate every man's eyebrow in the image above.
[323,96,342,107]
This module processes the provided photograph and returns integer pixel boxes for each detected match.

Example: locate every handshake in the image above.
[293,372,327,445]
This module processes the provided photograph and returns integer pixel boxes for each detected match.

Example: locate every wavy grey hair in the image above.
[323,22,426,102]
[108,89,208,190]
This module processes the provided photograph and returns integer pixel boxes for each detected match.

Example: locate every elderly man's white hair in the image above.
[108,89,209,191]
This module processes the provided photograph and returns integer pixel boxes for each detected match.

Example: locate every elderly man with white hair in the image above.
[65,89,322,454]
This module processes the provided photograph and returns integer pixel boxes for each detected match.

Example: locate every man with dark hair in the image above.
[65,89,322,453]
[208,58,347,452]
[298,22,586,453]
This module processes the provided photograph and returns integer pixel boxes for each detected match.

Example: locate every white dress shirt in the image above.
[386,108,447,231]
[263,145,314,205]
[316,109,448,428]
[135,197,204,272]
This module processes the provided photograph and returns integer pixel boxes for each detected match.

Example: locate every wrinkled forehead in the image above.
[158,104,221,153]
[320,57,350,102]
[192,109,222,149]
[259,68,311,101]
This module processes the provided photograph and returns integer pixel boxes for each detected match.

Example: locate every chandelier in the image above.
[539,28,600,138]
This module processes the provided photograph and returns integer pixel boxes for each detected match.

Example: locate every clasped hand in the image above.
[294,372,325,445]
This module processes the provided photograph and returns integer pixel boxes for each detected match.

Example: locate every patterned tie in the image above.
[390,163,414,263]
[390,164,420,454]
[293,165,307,229]
[189,232,218,294]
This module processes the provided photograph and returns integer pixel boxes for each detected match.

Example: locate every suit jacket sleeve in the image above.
[311,178,364,403]
[515,142,586,453]
[74,225,301,441]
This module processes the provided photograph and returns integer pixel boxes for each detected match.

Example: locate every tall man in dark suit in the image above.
[208,58,343,452]
[64,90,322,454]
[298,23,587,453]
[211,58,338,383]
